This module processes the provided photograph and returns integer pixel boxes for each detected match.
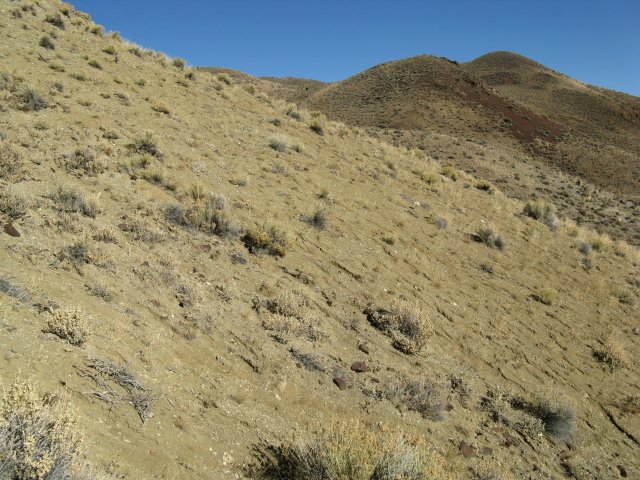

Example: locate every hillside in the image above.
[253,54,640,246]
[1,2,640,480]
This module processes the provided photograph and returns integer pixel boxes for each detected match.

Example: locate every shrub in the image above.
[475,225,504,250]
[303,208,327,230]
[19,87,49,111]
[255,420,449,480]
[258,290,322,340]
[62,148,106,176]
[435,217,449,230]
[389,300,433,353]
[475,180,495,193]
[441,164,459,181]
[90,24,104,35]
[0,381,82,479]
[129,131,160,157]
[590,234,611,252]
[88,59,102,69]
[39,35,55,49]
[308,118,325,136]
[268,135,288,152]
[594,338,629,370]
[523,200,557,229]
[44,307,88,346]
[70,72,87,81]
[386,380,447,420]
[172,57,186,69]
[45,13,65,29]
[286,105,303,121]
[102,45,117,55]
[217,73,231,85]
[51,185,98,218]
[533,288,557,306]
[151,101,170,114]
[65,240,92,267]
[0,188,29,220]
[49,61,66,72]
[243,223,290,256]
[525,395,576,441]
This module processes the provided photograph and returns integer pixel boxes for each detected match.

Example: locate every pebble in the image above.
[350,361,370,373]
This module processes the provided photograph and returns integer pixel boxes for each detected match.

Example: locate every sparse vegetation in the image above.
[533,288,557,306]
[44,307,89,346]
[88,59,102,69]
[172,57,186,69]
[0,380,93,480]
[594,337,629,370]
[365,300,433,354]
[243,223,290,256]
[256,421,449,480]
[441,164,459,181]
[39,35,55,49]
[268,135,288,152]
[102,45,117,55]
[19,86,49,111]
[62,148,106,176]
[475,225,505,250]
[0,188,29,220]
[308,118,325,135]
[523,200,558,229]
[303,208,328,230]
[475,179,495,193]
[129,131,160,157]
[51,185,98,218]
[45,13,65,29]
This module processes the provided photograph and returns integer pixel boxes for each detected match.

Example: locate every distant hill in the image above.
[236,52,640,244]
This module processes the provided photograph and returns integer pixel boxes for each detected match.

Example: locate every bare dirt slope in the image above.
[1,2,639,479]
[254,54,640,245]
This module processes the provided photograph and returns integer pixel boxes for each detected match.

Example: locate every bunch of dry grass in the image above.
[243,223,290,256]
[523,199,558,229]
[0,144,25,181]
[256,420,451,480]
[259,290,323,340]
[594,337,629,370]
[44,307,89,346]
[0,381,80,479]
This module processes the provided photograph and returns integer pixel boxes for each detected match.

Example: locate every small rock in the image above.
[4,223,20,237]
[358,343,371,354]
[481,447,493,456]
[617,465,627,477]
[333,377,349,390]
[200,244,212,253]
[350,361,370,373]
[459,440,476,458]
[445,402,454,412]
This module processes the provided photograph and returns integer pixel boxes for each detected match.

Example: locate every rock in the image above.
[4,223,20,237]
[200,244,212,252]
[617,465,627,477]
[358,343,371,354]
[459,440,476,458]
[481,447,493,456]
[350,361,370,373]
[333,377,349,390]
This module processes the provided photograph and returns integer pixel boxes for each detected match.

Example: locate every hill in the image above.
[253,54,640,245]
[1,2,639,479]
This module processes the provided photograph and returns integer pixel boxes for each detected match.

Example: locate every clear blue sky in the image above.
[70,1,639,96]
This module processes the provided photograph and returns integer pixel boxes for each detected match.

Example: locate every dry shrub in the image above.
[0,144,26,181]
[0,381,82,480]
[385,379,446,421]
[51,185,98,218]
[259,290,322,340]
[523,200,558,229]
[533,288,557,306]
[440,164,459,181]
[0,188,29,220]
[61,148,106,176]
[44,307,88,346]
[594,337,629,370]
[243,223,290,256]
[255,420,452,480]
[389,300,433,353]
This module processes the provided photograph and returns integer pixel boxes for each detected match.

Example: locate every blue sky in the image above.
[70,1,639,96]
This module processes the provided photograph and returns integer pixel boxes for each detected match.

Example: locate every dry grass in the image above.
[44,307,89,346]
[533,288,557,306]
[0,144,25,181]
[523,200,558,229]
[259,290,323,340]
[243,223,290,256]
[594,337,629,370]
[255,420,452,480]
[0,381,84,480]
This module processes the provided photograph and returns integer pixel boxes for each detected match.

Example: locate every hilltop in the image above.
[1,2,639,479]
[249,53,640,246]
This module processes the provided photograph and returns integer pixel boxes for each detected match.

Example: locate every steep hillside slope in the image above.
[1,2,639,479]
[254,54,640,246]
